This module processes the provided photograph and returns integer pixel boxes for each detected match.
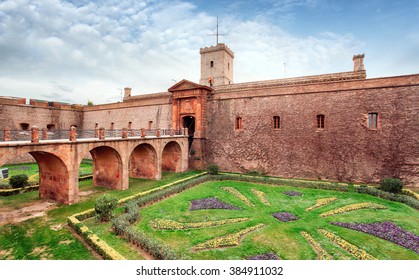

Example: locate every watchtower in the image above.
[199,43,234,87]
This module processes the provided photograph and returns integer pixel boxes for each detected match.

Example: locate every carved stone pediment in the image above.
[168,79,213,93]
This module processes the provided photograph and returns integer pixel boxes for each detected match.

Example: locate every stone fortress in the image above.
[1,42,418,189]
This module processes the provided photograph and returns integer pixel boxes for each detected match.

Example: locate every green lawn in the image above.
[135,180,419,260]
[1,174,418,260]
[0,161,93,187]
[0,170,201,260]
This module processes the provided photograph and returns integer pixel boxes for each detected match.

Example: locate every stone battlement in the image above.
[200,43,234,58]
[213,70,367,93]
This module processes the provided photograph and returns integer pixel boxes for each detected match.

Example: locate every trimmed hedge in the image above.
[67,215,125,260]
[356,185,419,210]
[214,173,349,192]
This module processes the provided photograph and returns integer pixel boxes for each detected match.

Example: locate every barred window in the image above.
[317,114,325,129]
[368,113,378,128]
[273,116,280,129]
[235,117,242,130]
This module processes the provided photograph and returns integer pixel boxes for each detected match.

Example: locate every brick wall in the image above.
[205,75,419,188]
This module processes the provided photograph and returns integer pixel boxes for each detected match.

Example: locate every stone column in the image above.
[94,128,99,138]
[122,128,128,139]
[42,128,48,140]
[4,127,11,141]
[99,127,105,140]
[156,128,161,137]
[69,126,77,141]
[141,128,146,138]
[170,129,174,136]
[130,129,135,137]
[31,126,39,143]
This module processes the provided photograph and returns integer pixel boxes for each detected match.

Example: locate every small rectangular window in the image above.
[273,116,280,129]
[210,61,214,68]
[368,113,378,128]
[317,114,325,129]
[235,117,242,130]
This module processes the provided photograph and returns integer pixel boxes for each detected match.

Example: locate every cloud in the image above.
[0,0,363,104]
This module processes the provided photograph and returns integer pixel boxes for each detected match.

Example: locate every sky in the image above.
[0,0,418,104]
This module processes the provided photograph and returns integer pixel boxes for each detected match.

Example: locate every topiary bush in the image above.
[95,194,118,222]
[206,164,219,175]
[9,174,28,189]
[379,178,403,194]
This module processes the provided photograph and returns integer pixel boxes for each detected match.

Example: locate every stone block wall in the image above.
[205,75,419,188]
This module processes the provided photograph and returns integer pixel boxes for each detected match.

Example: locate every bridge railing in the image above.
[1,127,188,143]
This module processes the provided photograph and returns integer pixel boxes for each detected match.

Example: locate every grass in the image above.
[0,161,93,187]
[0,170,201,260]
[135,180,419,260]
[1,173,418,260]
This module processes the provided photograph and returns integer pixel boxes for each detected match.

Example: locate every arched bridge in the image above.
[0,131,189,204]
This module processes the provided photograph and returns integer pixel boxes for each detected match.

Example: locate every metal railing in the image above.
[0,127,187,143]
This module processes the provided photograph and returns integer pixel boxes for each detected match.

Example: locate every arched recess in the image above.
[90,146,123,189]
[29,151,70,204]
[129,143,157,180]
[162,141,182,172]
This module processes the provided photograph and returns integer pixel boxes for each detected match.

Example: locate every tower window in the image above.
[210,61,214,68]
[273,116,280,129]
[317,114,325,129]
[110,122,114,130]
[368,113,378,128]
[235,117,242,130]
[148,121,153,130]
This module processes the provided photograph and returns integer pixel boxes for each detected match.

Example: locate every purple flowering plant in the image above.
[331,221,419,253]
[272,212,299,222]
[189,197,241,211]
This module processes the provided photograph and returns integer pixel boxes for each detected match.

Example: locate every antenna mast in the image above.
[209,16,227,45]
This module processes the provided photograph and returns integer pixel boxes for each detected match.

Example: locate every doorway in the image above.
[182,116,195,152]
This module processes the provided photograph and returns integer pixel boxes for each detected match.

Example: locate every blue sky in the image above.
[0,0,418,104]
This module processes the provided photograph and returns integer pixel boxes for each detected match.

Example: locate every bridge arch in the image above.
[129,143,158,180]
[89,146,123,189]
[29,151,71,204]
[162,141,183,172]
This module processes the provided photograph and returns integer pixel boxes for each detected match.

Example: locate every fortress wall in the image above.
[205,75,419,188]
[0,103,83,131]
[82,100,172,131]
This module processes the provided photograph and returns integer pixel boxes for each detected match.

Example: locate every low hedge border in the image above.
[215,173,349,192]
[67,216,125,260]
[0,175,93,196]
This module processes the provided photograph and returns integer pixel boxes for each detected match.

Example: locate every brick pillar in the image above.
[156,128,161,137]
[69,126,77,141]
[141,128,145,138]
[42,128,48,140]
[122,128,128,139]
[99,127,105,140]
[31,126,39,143]
[4,127,11,141]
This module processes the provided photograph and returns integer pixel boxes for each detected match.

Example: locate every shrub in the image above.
[379,178,403,194]
[95,194,118,222]
[206,164,219,175]
[9,174,28,189]
[0,181,10,190]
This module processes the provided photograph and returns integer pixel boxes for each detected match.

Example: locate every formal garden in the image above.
[0,166,418,260]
